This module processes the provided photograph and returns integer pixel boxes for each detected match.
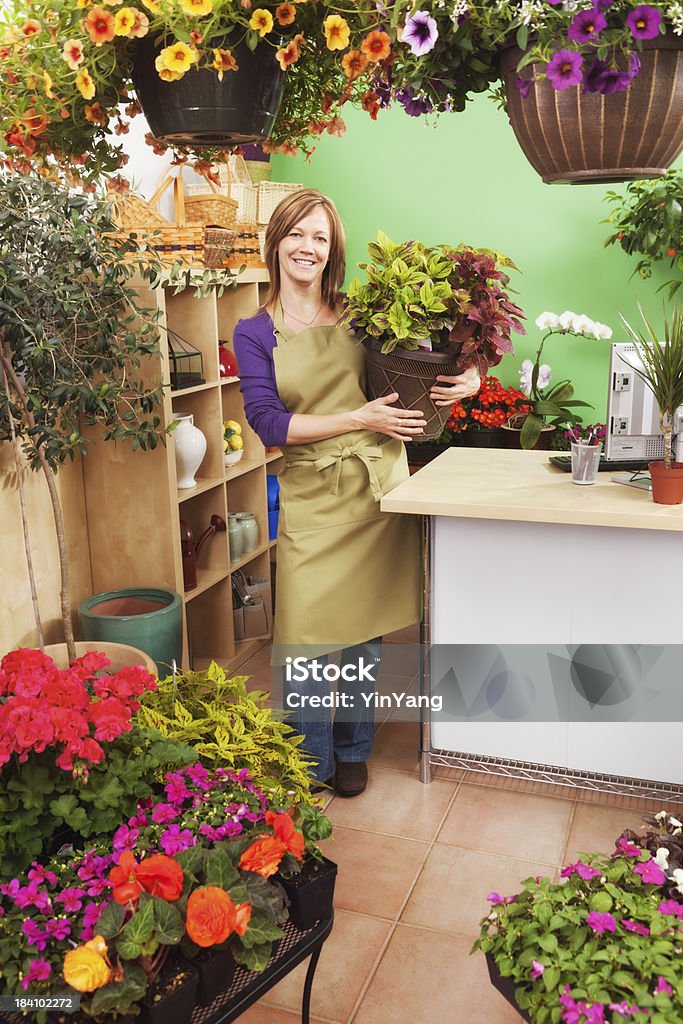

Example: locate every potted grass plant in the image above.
[620,303,683,503]
[341,232,526,440]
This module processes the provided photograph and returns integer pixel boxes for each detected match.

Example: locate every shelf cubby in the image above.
[222,386,264,463]
[172,388,225,482]
[226,467,268,556]
[165,288,220,384]
[178,486,229,577]
[186,576,233,663]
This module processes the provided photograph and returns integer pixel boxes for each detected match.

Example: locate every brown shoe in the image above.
[334,761,368,798]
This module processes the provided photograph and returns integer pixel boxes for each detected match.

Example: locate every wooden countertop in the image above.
[380,447,683,531]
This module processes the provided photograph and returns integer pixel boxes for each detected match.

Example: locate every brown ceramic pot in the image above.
[648,460,683,504]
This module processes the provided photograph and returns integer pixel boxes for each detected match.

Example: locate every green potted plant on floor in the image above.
[342,233,526,439]
[620,303,683,503]
[0,171,173,663]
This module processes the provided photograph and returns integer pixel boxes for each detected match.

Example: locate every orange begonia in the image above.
[239,835,287,878]
[360,29,391,62]
[265,810,305,860]
[186,886,252,947]
[135,854,184,901]
[109,850,142,905]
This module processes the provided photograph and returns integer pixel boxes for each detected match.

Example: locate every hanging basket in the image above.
[131,37,286,146]
[365,339,460,441]
[499,35,683,184]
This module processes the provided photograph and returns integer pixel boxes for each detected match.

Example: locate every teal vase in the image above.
[78,588,182,675]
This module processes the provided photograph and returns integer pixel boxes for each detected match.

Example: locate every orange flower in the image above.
[360,29,391,62]
[186,886,251,946]
[84,102,106,124]
[62,39,85,69]
[275,40,300,70]
[109,850,142,904]
[63,937,111,992]
[136,854,184,901]
[326,115,346,136]
[212,48,239,79]
[239,836,287,878]
[83,6,117,45]
[265,810,305,860]
[21,19,41,36]
[20,109,49,136]
[341,49,368,80]
[361,90,380,120]
[275,2,296,25]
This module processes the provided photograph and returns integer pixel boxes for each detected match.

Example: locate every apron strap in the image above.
[291,443,385,502]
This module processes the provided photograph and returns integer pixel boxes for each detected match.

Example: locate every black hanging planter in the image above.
[192,948,237,1005]
[278,856,337,931]
[131,36,286,146]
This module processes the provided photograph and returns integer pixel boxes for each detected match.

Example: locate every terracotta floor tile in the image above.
[325,826,428,919]
[401,844,555,941]
[369,721,420,774]
[457,771,582,802]
[327,767,457,841]
[260,910,391,1022]
[235,1004,327,1024]
[563,802,648,862]
[352,925,523,1024]
[438,783,573,865]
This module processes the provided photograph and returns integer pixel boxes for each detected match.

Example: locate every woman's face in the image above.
[277,205,331,293]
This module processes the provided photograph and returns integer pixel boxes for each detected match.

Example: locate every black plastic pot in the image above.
[365,339,461,440]
[278,856,337,931]
[140,960,198,1024]
[131,37,285,146]
[192,948,236,1006]
[485,953,531,1023]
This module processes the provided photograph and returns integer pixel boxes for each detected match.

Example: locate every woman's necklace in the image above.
[281,301,324,328]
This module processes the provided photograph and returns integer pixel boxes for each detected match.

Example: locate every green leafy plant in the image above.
[475,837,683,1024]
[620,304,683,468]
[604,172,683,299]
[0,172,167,657]
[342,232,525,372]
[136,662,318,805]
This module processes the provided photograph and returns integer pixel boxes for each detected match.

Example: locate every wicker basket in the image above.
[106,191,206,267]
[225,224,266,269]
[257,181,304,225]
[204,225,237,268]
[184,187,237,229]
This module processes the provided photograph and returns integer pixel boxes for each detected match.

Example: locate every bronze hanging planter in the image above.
[499,35,683,184]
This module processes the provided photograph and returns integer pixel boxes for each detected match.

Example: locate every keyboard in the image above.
[549,455,649,473]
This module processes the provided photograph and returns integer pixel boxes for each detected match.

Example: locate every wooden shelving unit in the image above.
[82,269,278,672]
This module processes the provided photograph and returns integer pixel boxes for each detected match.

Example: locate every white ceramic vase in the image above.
[174,413,207,489]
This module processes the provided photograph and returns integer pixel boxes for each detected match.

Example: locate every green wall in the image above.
[272,95,680,424]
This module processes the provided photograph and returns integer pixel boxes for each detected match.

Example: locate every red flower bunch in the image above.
[0,648,156,772]
[109,850,184,905]
[239,809,305,878]
[446,376,531,433]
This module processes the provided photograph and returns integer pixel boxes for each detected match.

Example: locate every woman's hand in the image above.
[354,393,426,440]
[429,366,481,407]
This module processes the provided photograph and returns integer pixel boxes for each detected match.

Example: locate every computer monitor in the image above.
[605,343,671,462]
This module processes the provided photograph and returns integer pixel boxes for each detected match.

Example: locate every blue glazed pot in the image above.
[78,588,182,675]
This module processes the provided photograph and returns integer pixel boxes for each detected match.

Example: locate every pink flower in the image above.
[609,1001,641,1017]
[634,859,666,885]
[487,892,505,905]
[21,958,51,991]
[655,976,673,996]
[621,919,649,937]
[585,911,617,934]
[152,802,179,824]
[658,899,683,919]
[616,837,641,858]
[531,960,545,979]
[561,861,602,881]
[54,888,85,913]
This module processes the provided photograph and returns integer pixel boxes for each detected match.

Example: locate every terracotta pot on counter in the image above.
[648,461,683,504]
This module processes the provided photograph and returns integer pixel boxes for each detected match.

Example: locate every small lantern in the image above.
[168,328,205,390]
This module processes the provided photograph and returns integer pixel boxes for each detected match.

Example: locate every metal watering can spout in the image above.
[194,514,227,558]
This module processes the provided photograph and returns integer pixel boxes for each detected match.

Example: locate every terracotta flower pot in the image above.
[364,340,460,440]
[43,640,157,676]
[499,35,683,184]
[648,460,683,504]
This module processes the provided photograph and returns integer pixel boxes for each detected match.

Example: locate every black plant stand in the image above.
[190,913,334,1024]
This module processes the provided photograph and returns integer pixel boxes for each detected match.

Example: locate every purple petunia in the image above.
[626,4,662,39]
[546,49,583,91]
[560,861,602,881]
[402,10,438,56]
[568,8,607,43]
[396,86,433,117]
[21,958,51,992]
[634,859,666,885]
[517,76,533,100]
[621,919,650,937]
[586,911,617,934]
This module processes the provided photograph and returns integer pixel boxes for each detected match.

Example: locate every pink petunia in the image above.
[585,911,617,934]
[634,859,666,885]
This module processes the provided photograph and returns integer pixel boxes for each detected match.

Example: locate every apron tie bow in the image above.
[311,443,384,502]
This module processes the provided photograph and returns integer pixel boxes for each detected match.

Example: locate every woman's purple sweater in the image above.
[233,311,293,448]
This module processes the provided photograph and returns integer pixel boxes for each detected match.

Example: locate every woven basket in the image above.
[106,191,205,267]
[184,190,237,229]
[204,225,237,269]
[257,181,304,225]
[225,224,266,269]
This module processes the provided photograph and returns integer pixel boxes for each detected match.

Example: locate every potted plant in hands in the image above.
[620,303,683,503]
[0,172,172,664]
[505,310,609,450]
[342,233,526,439]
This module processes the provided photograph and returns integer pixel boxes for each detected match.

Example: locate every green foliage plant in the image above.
[620,304,683,468]
[475,842,683,1024]
[136,662,318,805]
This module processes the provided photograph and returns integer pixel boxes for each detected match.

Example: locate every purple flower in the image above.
[658,898,683,918]
[568,8,607,42]
[152,802,179,824]
[621,919,650,936]
[21,921,47,951]
[487,892,505,905]
[402,10,438,56]
[517,76,533,100]
[164,772,191,804]
[186,763,211,789]
[586,911,617,934]
[80,900,105,942]
[546,50,583,91]
[396,86,433,117]
[560,860,602,881]
[531,960,545,979]
[13,882,50,912]
[54,887,85,913]
[616,837,642,858]
[626,4,662,39]
[655,976,673,996]
[45,918,71,941]
[582,58,632,95]
[21,958,51,991]
[560,987,606,1024]
[609,1001,641,1017]
[215,821,243,839]
[634,859,666,885]
[112,824,139,853]
[160,824,195,856]
[28,865,57,887]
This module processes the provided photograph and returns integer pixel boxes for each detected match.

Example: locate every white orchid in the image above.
[535,311,561,331]
[519,359,533,395]
[592,322,613,340]
[669,816,682,828]
[558,310,579,331]
[572,314,596,336]
[654,847,670,870]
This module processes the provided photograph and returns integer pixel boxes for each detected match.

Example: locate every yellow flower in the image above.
[179,0,213,14]
[212,48,238,80]
[323,14,350,51]
[158,41,197,74]
[62,38,85,69]
[249,8,273,36]
[114,7,136,34]
[43,71,56,98]
[63,940,111,993]
[75,67,96,100]
[141,0,160,11]
[154,53,183,80]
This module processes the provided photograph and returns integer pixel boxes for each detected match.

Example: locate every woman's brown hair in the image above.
[263,188,345,311]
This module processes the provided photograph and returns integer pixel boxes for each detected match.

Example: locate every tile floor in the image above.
[234,629,683,1024]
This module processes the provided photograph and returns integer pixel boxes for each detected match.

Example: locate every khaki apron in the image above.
[270,303,421,665]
